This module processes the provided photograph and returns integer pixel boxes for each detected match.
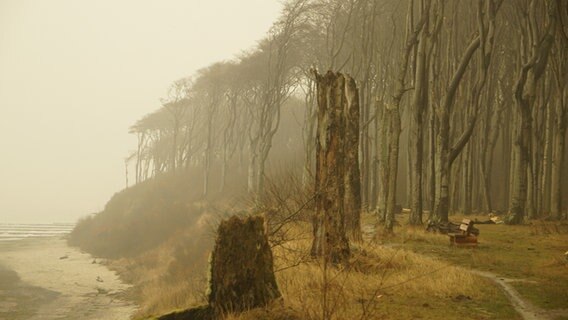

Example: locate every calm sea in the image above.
[0,223,74,241]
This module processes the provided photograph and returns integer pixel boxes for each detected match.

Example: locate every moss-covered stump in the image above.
[208,215,281,317]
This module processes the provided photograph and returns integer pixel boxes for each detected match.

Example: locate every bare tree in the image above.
[163,78,191,172]
[382,0,428,233]
[550,4,568,219]
[508,0,557,224]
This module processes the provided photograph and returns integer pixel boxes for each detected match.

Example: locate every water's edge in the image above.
[0,234,137,320]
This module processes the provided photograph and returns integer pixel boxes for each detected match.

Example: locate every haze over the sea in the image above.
[0,0,282,224]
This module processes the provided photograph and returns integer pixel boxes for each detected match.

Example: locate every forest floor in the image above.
[226,221,523,320]
[122,211,568,320]
[369,213,568,320]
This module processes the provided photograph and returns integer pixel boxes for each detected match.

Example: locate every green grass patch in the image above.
[387,213,568,312]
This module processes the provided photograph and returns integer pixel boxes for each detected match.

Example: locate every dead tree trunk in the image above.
[208,215,281,316]
[310,70,352,265]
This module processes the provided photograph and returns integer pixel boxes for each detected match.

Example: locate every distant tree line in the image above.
[127,0,568,226]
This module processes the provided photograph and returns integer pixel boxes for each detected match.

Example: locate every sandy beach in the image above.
[0,237,137,320]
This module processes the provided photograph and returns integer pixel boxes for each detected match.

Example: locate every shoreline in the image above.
[0,237,137,320]
[0,263,59,320]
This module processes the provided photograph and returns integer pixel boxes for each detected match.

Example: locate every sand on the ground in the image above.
[0,237,137,320]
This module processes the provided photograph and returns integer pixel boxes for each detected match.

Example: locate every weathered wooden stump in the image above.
[207,215,281,316]
[310,70,361,265]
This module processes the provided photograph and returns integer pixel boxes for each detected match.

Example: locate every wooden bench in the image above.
[448,219,478,247]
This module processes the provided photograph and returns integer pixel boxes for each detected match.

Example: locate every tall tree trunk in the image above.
[509,108,530,223]
[432,35,481,222]
[344,76,363,241]
[409,14,428,224]
[311,71,351,265]
[464,142,474,215]
[376,101,389,224]
[508,0,557,224]
[360,86,371,209]
[382,0,429,231]
[433,109,450,222]
[540,103,553,214]
[429,102,436,216]
[432,0,503,221]
[551,96,567,218]
[385,107,402,232]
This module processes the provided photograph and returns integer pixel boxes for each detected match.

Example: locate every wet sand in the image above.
[0,237,137,320]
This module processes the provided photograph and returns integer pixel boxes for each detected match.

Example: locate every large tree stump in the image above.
[311,70,361,265]
[207,215,281,316]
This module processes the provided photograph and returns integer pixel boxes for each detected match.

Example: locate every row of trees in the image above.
[127,0,568,228]
[128,0,310,197]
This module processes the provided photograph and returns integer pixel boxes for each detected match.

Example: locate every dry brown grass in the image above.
[123,178,523,320]
[110,244,210,319]
[112,214,523,320]
[136,279,204,317]
[107,222,215,319]
[90,170,526,320]
[274,238,475,319]
[226,221,518,320]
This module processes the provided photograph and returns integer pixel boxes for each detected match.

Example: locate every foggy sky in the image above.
[0,0,282,223]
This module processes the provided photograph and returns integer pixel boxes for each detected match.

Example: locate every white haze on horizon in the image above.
[0,0,282,224]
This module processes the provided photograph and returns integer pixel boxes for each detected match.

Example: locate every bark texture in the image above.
[208,215,281,316]
[508,0,557,224]
[344,76,363,241]
[310,70,357,264]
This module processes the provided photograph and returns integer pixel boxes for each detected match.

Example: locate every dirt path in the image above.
[362,224,568,319]
[469,270,554,320]
[470,270,568,320]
